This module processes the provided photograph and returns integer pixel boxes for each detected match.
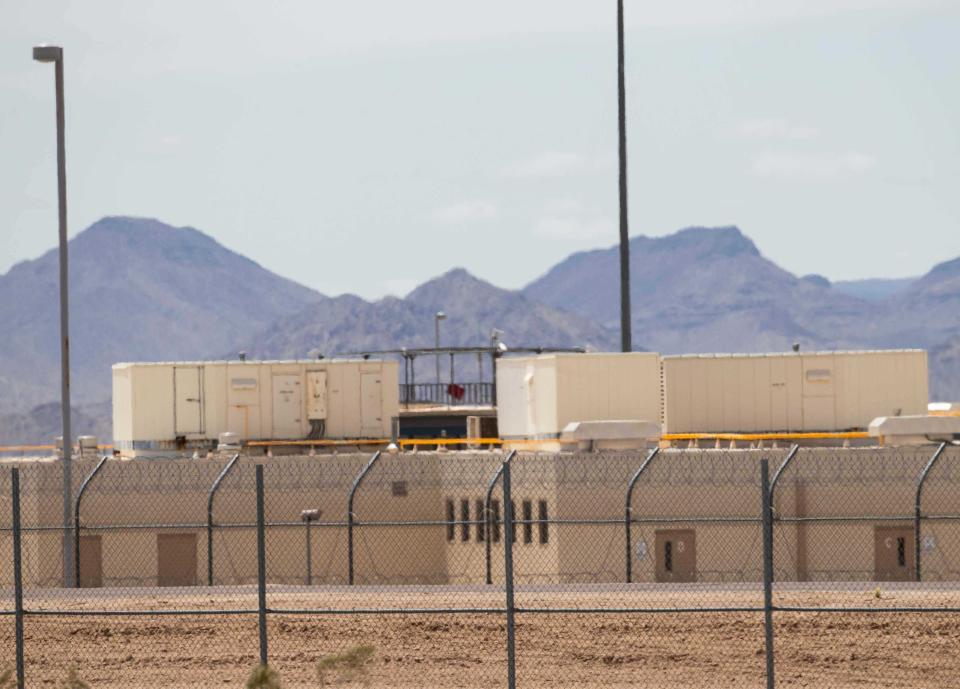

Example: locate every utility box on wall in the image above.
[661,349,928,434]
[112,359,399,456]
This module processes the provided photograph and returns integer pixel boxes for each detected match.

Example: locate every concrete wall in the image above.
[1,445,958,589]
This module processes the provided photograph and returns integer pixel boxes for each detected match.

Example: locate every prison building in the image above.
[2,444,957,589]
[112,359,399,456]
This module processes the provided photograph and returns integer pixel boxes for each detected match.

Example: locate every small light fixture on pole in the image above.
[490,329,505,405]
[33,43,74,588]
[301,508,321,585]
[434,311,447,387]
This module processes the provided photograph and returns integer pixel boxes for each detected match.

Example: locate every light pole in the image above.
[33,44,73,587]
[434,312,446,388]
[616,0,633,353]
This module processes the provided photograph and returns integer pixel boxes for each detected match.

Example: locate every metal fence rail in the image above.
[2,444,959,687]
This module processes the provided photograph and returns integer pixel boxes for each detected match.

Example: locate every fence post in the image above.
[767,444,799,583]
[915,442,947,582]
[502,458,517,689]
[207,453,241,586]
[74,455,108,588]
[624,447,660,583]
[12,468,25,688]
[760,458,775,689]
[484,450,516,585]
[255,464,268,667]
[347,451,382,585]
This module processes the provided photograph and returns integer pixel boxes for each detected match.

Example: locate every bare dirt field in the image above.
[1,585,958,688]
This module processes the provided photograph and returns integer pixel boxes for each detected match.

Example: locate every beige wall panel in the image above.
[499,353,659,439]
[132,365,175,441]
[112,367,133,442]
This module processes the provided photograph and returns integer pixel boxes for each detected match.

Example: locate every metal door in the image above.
[802,358,836,430]
[874,526,915,581]
[307,371,328,420]
[79,535,102,588]
[360,373,383,437]
[272,374,302,438]
[769,360,788,431]
[174,366,203,435]
[157,533,198,587]
[655,529,696,583]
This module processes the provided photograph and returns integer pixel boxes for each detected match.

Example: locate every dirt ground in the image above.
[1,585,958,688]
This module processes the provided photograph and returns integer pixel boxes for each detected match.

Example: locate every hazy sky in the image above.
[2,0,958,298]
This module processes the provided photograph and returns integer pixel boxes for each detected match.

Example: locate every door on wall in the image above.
[802,359,836,430]
[360,373,383,437]
[874,526,915,581]
[655,529,696,583]
[769,360,789,431]
[78,535,103,588]
[174,366,204,435]
[157,533,198,587]
[271,374,302,438]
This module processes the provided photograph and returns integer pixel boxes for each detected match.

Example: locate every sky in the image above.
[1,0,958,299]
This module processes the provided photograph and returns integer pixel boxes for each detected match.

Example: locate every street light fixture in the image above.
[33,43,73,587]
[434,311,446,388]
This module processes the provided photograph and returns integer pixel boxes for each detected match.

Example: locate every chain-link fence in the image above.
[1,444,959,687]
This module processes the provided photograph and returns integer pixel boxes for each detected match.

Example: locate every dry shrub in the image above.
[61,667,91,689]
[317,645,375,687]
[246,664,282,689]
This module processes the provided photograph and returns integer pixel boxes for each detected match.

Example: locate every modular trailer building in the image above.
[495,352,662,444]
[661,350,928,434]
[496,349,928,440]
[112,359,399,455]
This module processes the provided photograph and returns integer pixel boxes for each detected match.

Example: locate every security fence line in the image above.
[2,443,959,687]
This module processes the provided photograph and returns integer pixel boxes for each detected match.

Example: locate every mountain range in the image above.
[1,216,957,444]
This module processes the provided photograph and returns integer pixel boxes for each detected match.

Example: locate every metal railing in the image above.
[400,382,494,406]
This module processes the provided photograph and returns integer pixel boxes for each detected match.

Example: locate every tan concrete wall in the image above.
[1,446,958,588]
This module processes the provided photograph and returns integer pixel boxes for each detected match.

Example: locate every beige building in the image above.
[2,445,957,589]
[661,350,929,434]
[496,350,929,441]
[496,353,662,445]
[112,359,399,455]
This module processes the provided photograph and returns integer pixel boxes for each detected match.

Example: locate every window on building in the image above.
[475,499,486,542]
[538,500,549,544]
[460,499,470,542]
[445,499,455,542]
[491,499,501,543]
[522,500,533,544]
[510,501,518,543]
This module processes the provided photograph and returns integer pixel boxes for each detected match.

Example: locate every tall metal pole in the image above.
[12,468,26,688]
[255,465,268,666]
[616,0,633,353]
[34,44,73,587]
[760,459,776,689]
[502,459,517,689]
